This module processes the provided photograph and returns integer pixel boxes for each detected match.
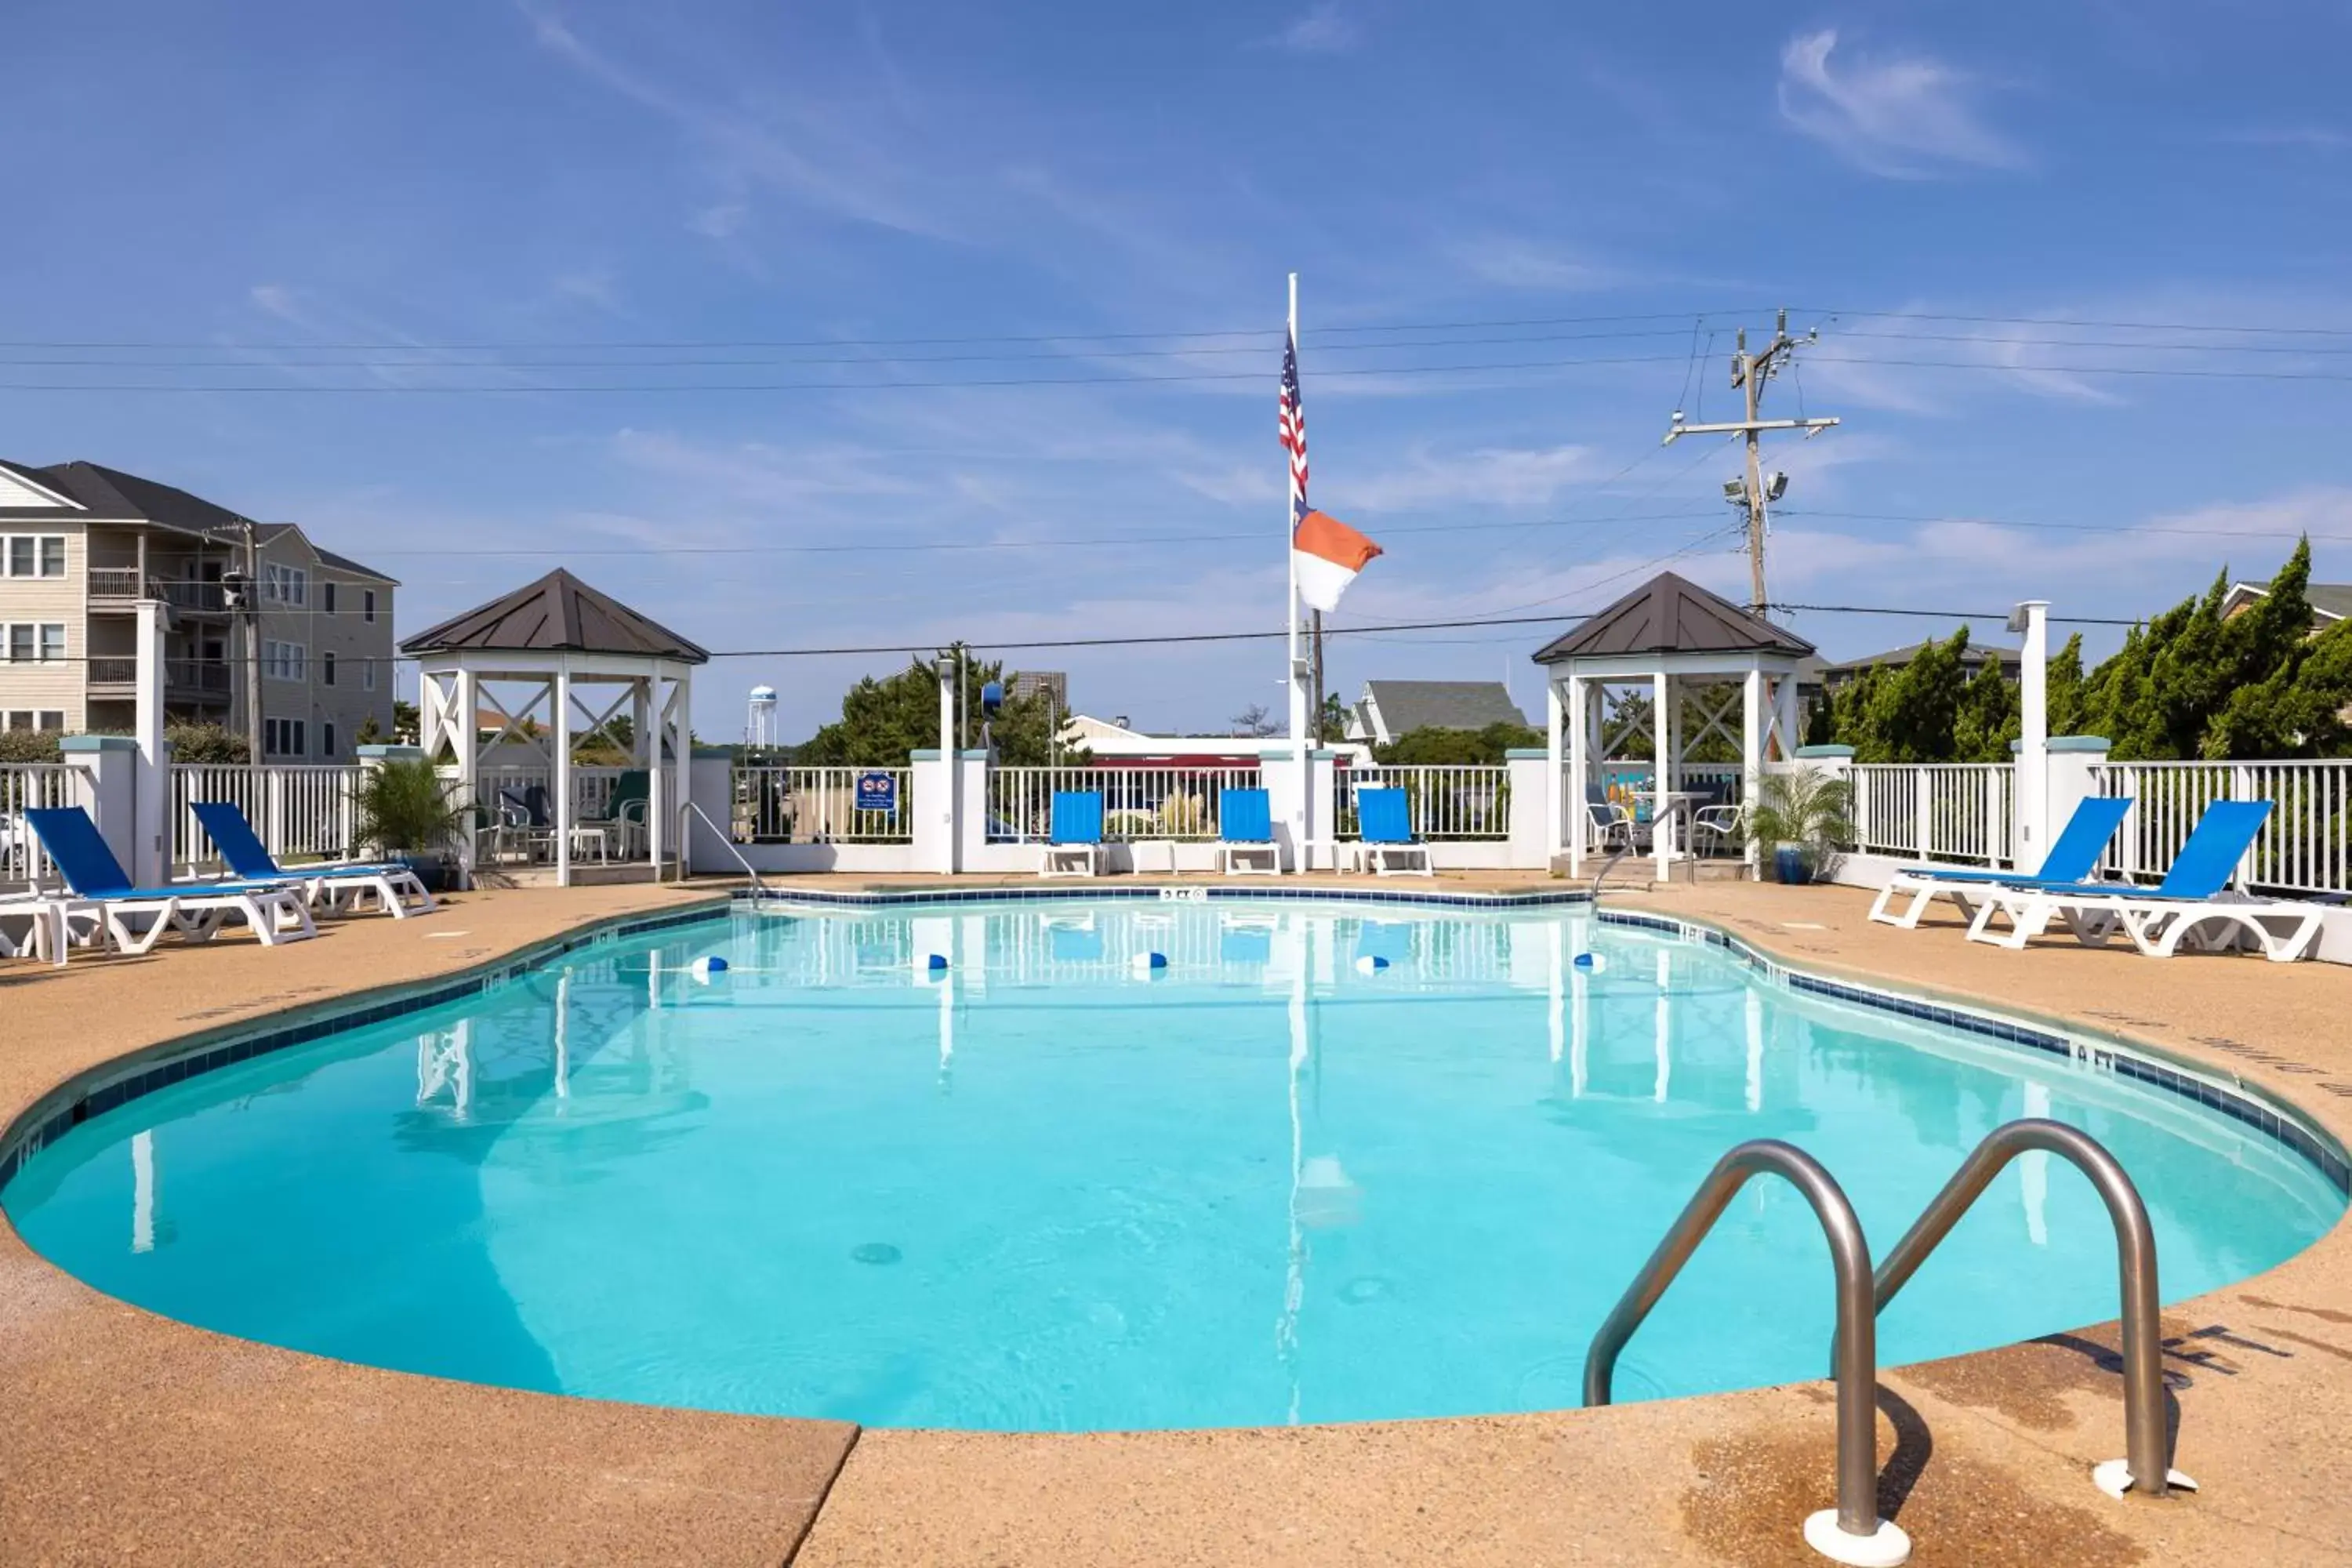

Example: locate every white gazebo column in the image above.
[554,659,573,887]
[668,666,693,877]
[1742,665,1763,874]
[1559,675,1582,871]
[1651,669,1671,882]
[452,667,479,882]
[1773,670,1802,763]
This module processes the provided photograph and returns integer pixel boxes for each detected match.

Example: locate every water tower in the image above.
[747,684,779,748]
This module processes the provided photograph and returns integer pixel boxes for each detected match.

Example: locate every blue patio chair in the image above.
[1218,787,1279,876]
[1039,790,1104,878]
[191,801,435,920]
[1356,786,1432,877]
[1869,795,2134,930]
[1968,799,2323,960]
[24,805,314,956]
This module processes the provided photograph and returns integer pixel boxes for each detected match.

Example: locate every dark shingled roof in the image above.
[1362,680,1528,735]
[400,568,710,662]
[1820,638,2020,678]
[1531,571,1815,662]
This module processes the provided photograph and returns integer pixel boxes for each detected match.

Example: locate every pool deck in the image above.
[3,872,2350,1566]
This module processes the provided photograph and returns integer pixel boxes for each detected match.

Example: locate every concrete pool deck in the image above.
[2,873,2348,1566]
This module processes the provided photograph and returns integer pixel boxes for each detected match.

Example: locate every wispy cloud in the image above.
[514,0,948,237]
[1269,2,1359,55]
[1777,29,2022,178]
[1451,238,1628,293]
[1346,444,1600,512]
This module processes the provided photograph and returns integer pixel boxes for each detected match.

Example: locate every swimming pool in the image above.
[4,897,2342,1432]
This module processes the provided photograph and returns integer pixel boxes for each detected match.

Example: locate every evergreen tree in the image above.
[1375,720,1543,764]
[797,657,1069,766]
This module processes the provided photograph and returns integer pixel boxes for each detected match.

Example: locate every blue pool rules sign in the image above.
[855,771,899,816]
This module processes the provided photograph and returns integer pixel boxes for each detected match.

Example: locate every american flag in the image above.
[1278,326,1308,524]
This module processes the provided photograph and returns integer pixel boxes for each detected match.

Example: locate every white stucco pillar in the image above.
[2013,600,2049,868]
[132,598,169,886]
[451,667,479,884]
[554,661,573,887]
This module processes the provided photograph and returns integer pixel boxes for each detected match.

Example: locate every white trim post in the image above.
[452,666,479,884]
[1564,673,1586,874]
[132,597,169,886]
[1742,665,1762,874]
[554,659,573,887]
[1548,673,1568,865]
[1651,670,1671,882]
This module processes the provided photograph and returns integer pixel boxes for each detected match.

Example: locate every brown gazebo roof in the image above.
[399,568,710,663]
[1531,571,1814,663]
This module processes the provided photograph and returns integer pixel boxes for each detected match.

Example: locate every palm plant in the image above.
[354,758,469,857]
[1745,767,1854,882]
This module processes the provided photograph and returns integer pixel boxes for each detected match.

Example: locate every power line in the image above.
[1805,307,2352,339]
[1771,601,2143,626]
[1784,508,2352,543]
[343,510,1732,559]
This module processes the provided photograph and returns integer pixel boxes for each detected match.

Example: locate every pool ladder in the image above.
[1584,1119,2184,1567]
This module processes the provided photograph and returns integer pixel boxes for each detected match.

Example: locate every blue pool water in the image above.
[5,899,2341,1432]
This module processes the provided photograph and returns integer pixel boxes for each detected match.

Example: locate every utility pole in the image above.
[1662,308,1840,615]
[220,520,267,770]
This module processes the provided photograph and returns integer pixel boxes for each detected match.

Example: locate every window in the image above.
[322,722,336,758]
[263,717,307,757]
[2,623,66,662]
[361,658,376,691]
[3,710,64,731]
[37,710,61,731]
[363,589,376,622]
[322,651,336,686]
[263,562,308,606]
[263,639,307,681]
[2,535,66,578]
[322,582,338,614]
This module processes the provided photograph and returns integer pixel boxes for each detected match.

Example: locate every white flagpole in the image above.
[1285,272,1309,869]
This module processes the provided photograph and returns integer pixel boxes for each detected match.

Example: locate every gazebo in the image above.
[1532,572,1816,880]
[401,569,709,887]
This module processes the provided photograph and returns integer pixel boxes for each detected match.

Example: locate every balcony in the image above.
[169,659,232,698]
[87,657,138,691]
[86,572,230,614]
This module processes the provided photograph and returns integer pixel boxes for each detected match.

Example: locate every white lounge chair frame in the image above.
[1366,841,1434,877]
[293,864,437,918]
[1965,885,2325,962]
[84,886,318,957]
[1038,843,1099,878]
[1219,840,1279,876]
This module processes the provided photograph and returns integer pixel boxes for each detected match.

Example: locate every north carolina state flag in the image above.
[1292,510,1382,613]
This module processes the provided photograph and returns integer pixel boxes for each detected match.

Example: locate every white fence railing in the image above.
[2092,759,2351,895]
[985,765,1264,842]
[732,766,913,843]
[171,764,363,871]
[1848,763,2014,867]
[474,765,632,826]
[1337,764,1512,840]
[0,764,86,890]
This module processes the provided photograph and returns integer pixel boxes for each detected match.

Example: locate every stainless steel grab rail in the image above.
[1871,1117,2178,1499]
[677,800,765,897]
[1585,1139,1891,1548]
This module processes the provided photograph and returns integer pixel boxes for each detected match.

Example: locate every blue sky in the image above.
[6,0,2352,739]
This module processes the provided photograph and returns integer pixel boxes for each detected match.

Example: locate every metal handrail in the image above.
[1585,1139,1887,1544]
[1871,1118,2174,1498]
[678,799,765,896]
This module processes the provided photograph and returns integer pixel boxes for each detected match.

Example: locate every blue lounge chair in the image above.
[1039,790,1103,878]
[1868,795,2135,930]
[1218,787,1279,876]
[191,801,435,919]
[1356,786,1432,877]
[24,806,314,956]
[1968,799,2323,960]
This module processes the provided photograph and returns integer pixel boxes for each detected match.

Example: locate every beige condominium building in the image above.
[0,459,397,759]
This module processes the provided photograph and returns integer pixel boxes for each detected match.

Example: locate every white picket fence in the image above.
[0,763,86,890]
[732,766,912,843]
[2092,759,2351,895]
[1337,764,1512,840]
[171,764,364,872]
[985,765,1264,842]
[1849,763,2016,868]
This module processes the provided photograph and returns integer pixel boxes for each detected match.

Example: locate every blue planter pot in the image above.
[1773,846,1809,885]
